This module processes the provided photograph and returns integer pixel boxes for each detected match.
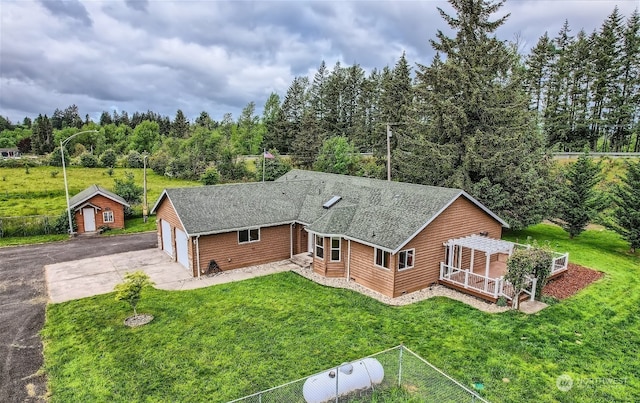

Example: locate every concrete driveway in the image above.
[46,249,297,303]
[0,232,157,403]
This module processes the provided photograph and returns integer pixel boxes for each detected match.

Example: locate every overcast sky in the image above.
[1,0,638,124]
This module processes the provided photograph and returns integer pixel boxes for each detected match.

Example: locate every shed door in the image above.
[161,220,173,256]
[175,228,189,268]
[83,207,96,232]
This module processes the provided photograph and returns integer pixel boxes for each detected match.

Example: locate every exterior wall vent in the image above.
[322,195,342,209]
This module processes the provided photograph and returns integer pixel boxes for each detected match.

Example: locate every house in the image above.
[68,185,130,233]
[151,170,568,301]
[0,148,20,158]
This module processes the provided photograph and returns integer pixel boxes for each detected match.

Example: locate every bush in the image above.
[48,147,70,167]
[79,152,99,168]
[148,151,170,175]
[126,150,143,168]
[50,170,59,178]
[200,166,221,185]
[100,149,117,168]
[113,172,142,204]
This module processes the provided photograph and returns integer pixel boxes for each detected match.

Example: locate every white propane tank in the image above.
[302,358,384,403]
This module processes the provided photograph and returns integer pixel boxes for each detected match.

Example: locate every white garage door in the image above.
[161,220,173,257]
[175,228,189,269]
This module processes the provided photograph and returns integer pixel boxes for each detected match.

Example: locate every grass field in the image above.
[42,224,639,402]
[0,166,201,217]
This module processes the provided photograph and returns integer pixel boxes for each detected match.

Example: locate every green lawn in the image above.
[0,166,200,217]
[42,224,639,402]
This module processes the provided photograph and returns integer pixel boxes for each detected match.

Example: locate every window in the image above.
[330,237,341,261]
[103,211,114,223]
[315,235,324,259]
[375,248,390,269]
[398,249,415,270]
[238,228,260,244]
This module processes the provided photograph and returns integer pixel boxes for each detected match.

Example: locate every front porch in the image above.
[439,235,569,303]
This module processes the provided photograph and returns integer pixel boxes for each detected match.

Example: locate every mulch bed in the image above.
[542,263,604,300]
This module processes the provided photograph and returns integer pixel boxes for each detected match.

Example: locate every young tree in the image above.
[114,271,154,316]
[556,152,602,238]
[129,120,159,153]
[314,136,361,175]
[613,160,640,252]
[114,172,143,204]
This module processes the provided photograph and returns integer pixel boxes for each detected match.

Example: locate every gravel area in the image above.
[291,266,510,314]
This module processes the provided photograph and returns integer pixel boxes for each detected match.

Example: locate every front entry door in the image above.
[83,207,96,232]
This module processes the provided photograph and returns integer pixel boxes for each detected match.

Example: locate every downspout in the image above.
[195,235,201,279]
[347,239,351,281]
[290,223,294,258]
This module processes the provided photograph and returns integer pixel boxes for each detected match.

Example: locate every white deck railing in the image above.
[551,253,569,274]
[440,263,536,301]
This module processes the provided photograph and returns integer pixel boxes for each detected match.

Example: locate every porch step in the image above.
[290,253,312,269]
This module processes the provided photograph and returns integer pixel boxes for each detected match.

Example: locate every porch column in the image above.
[484,252,490,291]
[469,248,475,272]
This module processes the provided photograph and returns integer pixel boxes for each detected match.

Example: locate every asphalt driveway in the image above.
[0,232,156,403]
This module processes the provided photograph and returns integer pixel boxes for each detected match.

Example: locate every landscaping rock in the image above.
[124,314,153,327]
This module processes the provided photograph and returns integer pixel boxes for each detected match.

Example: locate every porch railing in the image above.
[551,253,569,274]
[439,263,536,301]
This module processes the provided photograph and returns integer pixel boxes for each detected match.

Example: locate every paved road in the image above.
[0,232,156,403]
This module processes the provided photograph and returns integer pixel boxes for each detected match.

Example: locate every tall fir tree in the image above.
[411,0,552,228]
[171,109,190,138]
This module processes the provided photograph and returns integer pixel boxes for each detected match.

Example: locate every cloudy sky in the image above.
[0,0,637,124]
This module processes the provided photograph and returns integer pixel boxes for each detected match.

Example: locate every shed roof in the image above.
[69,184,130,210]
[152,170,509,252]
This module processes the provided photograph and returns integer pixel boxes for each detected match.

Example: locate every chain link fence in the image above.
[0,215,61,237]
[229,345,488,403]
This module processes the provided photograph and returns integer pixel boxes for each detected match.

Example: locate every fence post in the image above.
[335,365,339,403]
[531,277,537,301]
[398,345,403,386]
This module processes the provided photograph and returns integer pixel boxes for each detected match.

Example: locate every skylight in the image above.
[323,195,342,209]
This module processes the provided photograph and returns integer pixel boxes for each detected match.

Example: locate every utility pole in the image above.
[143,153,148,223]
[386,123,392,182]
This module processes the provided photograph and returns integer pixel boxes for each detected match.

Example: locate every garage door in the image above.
[175,228,189,269]
[161,220,173,257]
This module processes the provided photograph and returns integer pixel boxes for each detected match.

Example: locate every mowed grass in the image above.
[42,224,640,402]
[0,166,200,217]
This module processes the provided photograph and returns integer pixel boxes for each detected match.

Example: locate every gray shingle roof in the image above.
[153,170,508,252]
[69,184,130,210]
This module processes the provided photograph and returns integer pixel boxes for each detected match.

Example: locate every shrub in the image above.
[200,166,221,185]
[126,150,143,168]
[79,152,99,168]
[99,149,117,168]
[50,170,59,178]
[148,151,170,175]
[48,147,69,167]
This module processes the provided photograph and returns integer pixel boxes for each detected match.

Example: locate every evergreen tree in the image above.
[279,76,309,156]
[591,8,624,151]
[612,160,640,252]
[261,93,282,150]
[171,109,190,138]
[544,20,573,150]
[525,32,554,117]
[609,10,640,152]
[412,0,552,228]
[31,114,54,154]
[556,152,602,238]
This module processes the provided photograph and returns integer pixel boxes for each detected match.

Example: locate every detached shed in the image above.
[69,185,130,233]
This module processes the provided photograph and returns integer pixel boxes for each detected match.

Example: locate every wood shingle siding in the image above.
[196,224,291,273]
[394,196,502,297]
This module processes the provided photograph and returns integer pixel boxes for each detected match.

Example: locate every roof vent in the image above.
[323,195,342,209]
